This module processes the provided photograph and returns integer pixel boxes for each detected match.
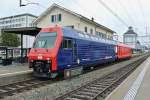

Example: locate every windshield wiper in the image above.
[43,40,47,48]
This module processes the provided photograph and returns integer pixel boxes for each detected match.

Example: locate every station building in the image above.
[33,4,115,40]
[0,13,37,29]
[123,26,143,53]
[0,13,37,47]
[123,26,138,48]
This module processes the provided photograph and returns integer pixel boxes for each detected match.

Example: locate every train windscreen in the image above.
[33,32,57,48]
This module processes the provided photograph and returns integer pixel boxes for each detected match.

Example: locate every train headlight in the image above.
[46,57,50,60]
[46,58,51,63]
[47,60,51,63]
[47,59,51,63]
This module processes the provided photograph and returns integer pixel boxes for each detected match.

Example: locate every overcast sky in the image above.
[1,0,150,46]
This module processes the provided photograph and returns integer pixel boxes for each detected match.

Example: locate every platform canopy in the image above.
[1,27,41,36]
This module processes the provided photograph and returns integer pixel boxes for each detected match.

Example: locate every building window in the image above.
[66,25,74,29]
[51,14,62,23]
[84,26,87,33]
[96,31,99,36]
[21,18,25,21]
[90,29,93,34]
[110,36,112,39]
[58,14,61,21]
[100,32,103,38]
[101,33,106,39]
[51,15,54,22]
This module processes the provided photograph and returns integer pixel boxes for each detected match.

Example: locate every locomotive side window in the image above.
[61,39,73,48]
[68,40,72,48]
[62,40,67,48]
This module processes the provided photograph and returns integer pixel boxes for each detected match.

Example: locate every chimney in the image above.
[91,17,94,21]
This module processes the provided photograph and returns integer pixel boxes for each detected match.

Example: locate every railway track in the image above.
[55,55,149,100]
[0,79,55,99]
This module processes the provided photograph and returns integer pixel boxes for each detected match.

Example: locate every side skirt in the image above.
[63,66,83,79]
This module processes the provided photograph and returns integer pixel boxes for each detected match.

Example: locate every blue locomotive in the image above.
[28,27,123,78]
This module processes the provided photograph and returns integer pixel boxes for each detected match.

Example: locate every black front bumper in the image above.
[33,72,51,78]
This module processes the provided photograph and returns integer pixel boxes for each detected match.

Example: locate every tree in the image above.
[1,33,20,47]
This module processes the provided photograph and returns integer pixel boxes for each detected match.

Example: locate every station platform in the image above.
[0,63,31,75]
[0,63,33,86]
[106,56,150,100]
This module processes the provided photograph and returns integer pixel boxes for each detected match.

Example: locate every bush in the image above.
[1,33,20,47]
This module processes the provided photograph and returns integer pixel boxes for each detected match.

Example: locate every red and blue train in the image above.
[28,27,132,78]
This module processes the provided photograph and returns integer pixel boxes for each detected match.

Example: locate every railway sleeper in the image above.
[65,97,83,100]
[0,89,7,92]
[76,91,97,97]
[71,94,93,100]
[85,87,103,91]
[81,89,99,94]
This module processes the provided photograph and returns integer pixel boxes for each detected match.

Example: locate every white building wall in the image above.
[79,20,95,35]
[37,8,81,29]
[36,7,114,38]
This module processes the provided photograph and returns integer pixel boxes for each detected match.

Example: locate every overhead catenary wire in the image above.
[125,0,140,32]
[23,0,74,11]
[24,0,39,5]
[136,0,150,46]
[24,0,47,8]
[97,0,129,27]
[69,0,102,19]
[56,0,65,5]
[137,0,148,35]
[117,0,135,27]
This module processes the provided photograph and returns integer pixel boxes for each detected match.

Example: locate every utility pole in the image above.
[146,26,148,35]
[20,0,26,7]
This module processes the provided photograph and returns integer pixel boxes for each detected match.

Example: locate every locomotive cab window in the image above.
[33,32,57,48]
[61,38,73,49]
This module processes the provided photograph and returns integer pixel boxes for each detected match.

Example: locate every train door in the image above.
[57,38,74,69]
[72,39,77,64]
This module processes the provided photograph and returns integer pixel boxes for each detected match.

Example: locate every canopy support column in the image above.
[20,34,23,63]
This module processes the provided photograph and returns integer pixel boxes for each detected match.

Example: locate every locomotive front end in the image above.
[28,27,62,78]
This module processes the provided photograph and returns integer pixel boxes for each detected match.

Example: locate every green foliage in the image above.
[1,33,20,47]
